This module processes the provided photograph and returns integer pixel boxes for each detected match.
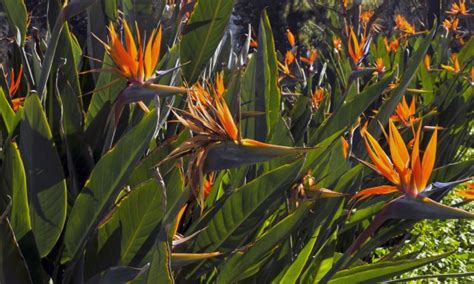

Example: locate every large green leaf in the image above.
[303,229,338,283]
[240,55,257,139]
[367,26,436,138]
[255,10,280,140]
[172,252,222,267]
[86,264,149,284]
[303,131,343,173]
[189,158,304,253]
[328,253,451,283]
[431,160,474,183]
[146,239,173,284]
[18,94,67,257]
[37,0,100,98]
[180,0,234,83]
[1,142,31,240]
[0,0,28,46]
[86,0,109,78]
[217,202,312,283]
[64,111,158,260]
[128,130,189,188]
[0,88,15,133]
[275,223,321,283]
[46,15,91,197]
[315,71,395,143]
[0,218,32,283]
[162,167,186,236]
[122,0,164,35]
[94,179,166,268]
[384,272,474,283]
[51,23,83,135]
[85,54,127,128]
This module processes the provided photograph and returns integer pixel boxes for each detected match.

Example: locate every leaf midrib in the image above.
[120,191,160,265]
[196,162,299,252]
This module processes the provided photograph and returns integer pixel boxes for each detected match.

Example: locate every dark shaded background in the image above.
[1,0,472,64]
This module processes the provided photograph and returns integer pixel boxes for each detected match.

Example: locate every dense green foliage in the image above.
[0,0,472,283]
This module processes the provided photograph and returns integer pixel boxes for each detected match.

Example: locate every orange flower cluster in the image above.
[383,37,400,54]
[447,0,470,16]
[355,119,437,200]
[442,17,459,32]
[278,29,318,80]
[373,58,385,75]
[444,0,470,44]
[360,11,374,25]
[347,27,368,65]
[300,50,317,66]
[441,54,460,73]
[333,36,342,52]
[103,21,162,84]
[391,96,416,127]
[177,76,239,142]
[7,65,24,111]
[395,15,416,35]
[311,87,325,108]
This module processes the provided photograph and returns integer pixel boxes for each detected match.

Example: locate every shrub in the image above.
[0,0,472,283]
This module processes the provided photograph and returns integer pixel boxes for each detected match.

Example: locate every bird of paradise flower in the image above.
[92,20,187,114]
[92,20,188,151]
[164,74,315,208]
[6,65,25,112]
[347,119,474,254]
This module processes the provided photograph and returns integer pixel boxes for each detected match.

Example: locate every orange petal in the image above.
[424,54,431,70]
[348,28,359,63]
[441,64,455,72]
[300,50,317,65]
[172,204,188,238]
[215,73,225,97]
[453,54,460,72]
[341,136,349,159]
[9,65,23,97]
[123,21,138,61]
[409,96,416,115]
[309,50,317,62]
[285,50,295,65]
[144,29,156,79]
[287,30,296,47]
[420,127,437,190]
[457,189,474,200]
[350,28,360,55]
[11,97,25,111]
[215,98,238,141]
[150,26,162,77]
[363,129,400,185]
[108,24,135,79]
[383,37,390,52]
[411,123,423,190]
[388,119,410,174]
[351,185,399,201]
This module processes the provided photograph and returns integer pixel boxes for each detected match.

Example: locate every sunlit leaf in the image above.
[328,252,451,283]
[18,95,67,257]
[180,0,234,83]
[64,111,158,260]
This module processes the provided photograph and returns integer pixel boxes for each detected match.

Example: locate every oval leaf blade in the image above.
[180,0,234,84]
[18,94,67,257]
[1,142,31,240]
[64,111,158,260]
